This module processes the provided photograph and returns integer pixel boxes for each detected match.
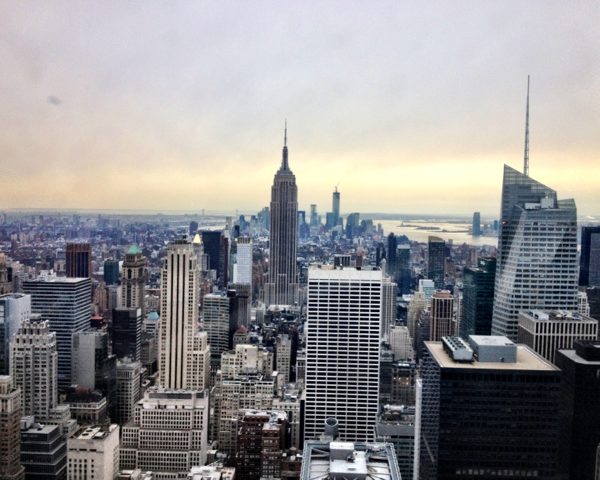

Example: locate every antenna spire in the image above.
[281,120,289,170]
[524,75,530,177]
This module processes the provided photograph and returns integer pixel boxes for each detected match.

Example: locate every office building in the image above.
[20,416,67,480]
[103,259,120,286]
[389,326,414,361]
[472,211,481,236]
[427,236,446,289]
[0,376,24,480]
[387,233,398,278]
[114,358,142,426]
[381,278,397,340]
[517,310,598,363]
[201,231,228,286]
[158,239,200,390]
[66,243,91,278]
[22,276,92,389]
[580,226,600,287]
[556,340,600,480]
[0,293,31,375]
[304,267,382,442]
[264,127,299,306]
[460,257,496,338]
[203,293,232,367]
[332,187,340,228]
[396,245,411,295]
[300,439,401,480]
[72,330,117,405]
[10,319,57,421]
[229,284,251,328]
[233,237,253,287]
[67,425,120,480]
[375,405,416,480]
[111,308,143,362]
[492,165,578,341]
[430,290,454,342]
[420,336,561,479]
[120,389,209,476]
[121,245,147,316]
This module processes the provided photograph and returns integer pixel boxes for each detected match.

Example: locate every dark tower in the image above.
[66,243,91,278]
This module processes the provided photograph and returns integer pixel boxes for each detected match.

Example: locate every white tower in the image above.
[304,267,382,442]
[159,239,201,390]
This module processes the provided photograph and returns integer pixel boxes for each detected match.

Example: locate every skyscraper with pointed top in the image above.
[491,78,578,340]
[264,124,299,306]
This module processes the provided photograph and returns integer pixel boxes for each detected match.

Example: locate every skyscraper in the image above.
[430,290,455,341]
[66,243,92,278]
[427,236,446,289]
[386,233,398,280]
[0,376,24,480]
[120,245,147,316]
[22,276,92,390]
[111,307,142,362]
[264,126,298,306]
[580,226,600,287]
[10,319,58,422]
[304,267,382,442]
[332,186,340,227]
[420,336,561,479]
[233,236,253,288]
[460,257,496,338]
[103,259,120,285]
[0,293,30,375]
[0,254,13,295]
[158,239,201,390]
[491,165,578,341]
[556,340,600,480]
[472,211,481,236]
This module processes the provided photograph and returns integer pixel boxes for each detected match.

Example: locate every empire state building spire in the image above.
[265,123,299,306]
[281,120,289,171]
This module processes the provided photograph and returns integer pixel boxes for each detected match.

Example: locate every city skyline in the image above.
[2,2,600,215]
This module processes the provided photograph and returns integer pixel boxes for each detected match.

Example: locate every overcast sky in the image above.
[1,1,599,216]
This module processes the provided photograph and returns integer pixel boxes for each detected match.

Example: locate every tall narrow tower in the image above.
[264,124,299,306]
[332,186,340,227]
[121,245,147,315]
[158,239,199,389]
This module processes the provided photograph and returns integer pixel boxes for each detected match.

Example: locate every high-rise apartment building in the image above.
[10,319,57,422]
[67,425,120,480]
[304,267,382,442]
[158,239,200,390]
[264,127,298,306]
[427,236,446,289]
[0,376,24,480]
[22,276,91,389]
[66,243,92,278]
[517,310,598,364]
[121,388,209,476]
[492,165,578,341]
[0,293,31,375]
[580,226,600,287]
[460,257,496,338]
[430,290,454,342]
[120,245,147,316]
[420,336,561,479]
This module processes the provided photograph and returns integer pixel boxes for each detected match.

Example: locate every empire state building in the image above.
[264,126,299,306]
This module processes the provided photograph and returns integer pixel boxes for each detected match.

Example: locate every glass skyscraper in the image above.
[491,165,578,341]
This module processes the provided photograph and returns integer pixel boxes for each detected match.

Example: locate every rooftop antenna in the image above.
[524,75,530,176]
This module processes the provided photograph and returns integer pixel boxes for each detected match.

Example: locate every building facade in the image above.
[304,267,382,442]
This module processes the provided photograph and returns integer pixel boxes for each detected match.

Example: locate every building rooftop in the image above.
[308,267,382,281]
[72,424,117,440]
[521,310,596,322]
[301,441,401,480]
[426,341,558,371]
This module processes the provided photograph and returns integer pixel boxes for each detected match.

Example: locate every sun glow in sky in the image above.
[1,1,599,216]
